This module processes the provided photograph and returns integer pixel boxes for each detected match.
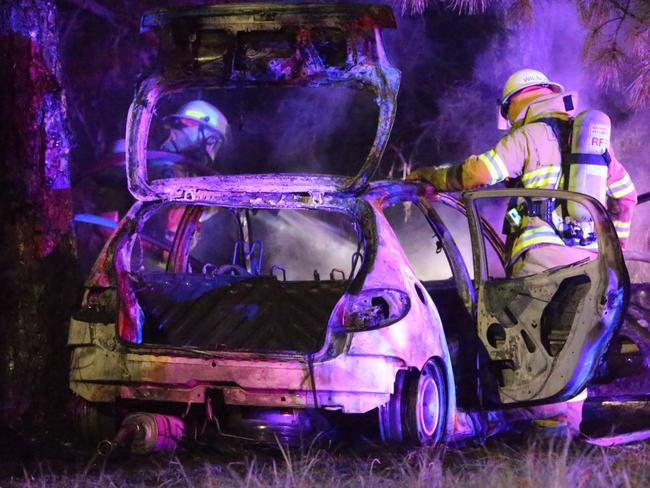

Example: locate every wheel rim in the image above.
[417,373,440,438]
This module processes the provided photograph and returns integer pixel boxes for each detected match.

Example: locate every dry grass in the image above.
[5,436,650,487]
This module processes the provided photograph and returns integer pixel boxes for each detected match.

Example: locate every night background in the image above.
[1,0,650,484]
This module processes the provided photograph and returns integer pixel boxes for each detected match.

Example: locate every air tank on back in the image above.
[567,110,611,221]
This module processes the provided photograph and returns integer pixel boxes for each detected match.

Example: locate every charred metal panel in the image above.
[344,209,447,369]
[148,175,348,205]
[126,3,400,201]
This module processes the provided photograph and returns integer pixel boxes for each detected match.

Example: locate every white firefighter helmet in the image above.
[162,100,229,164]
[500,69,564,114]
[167,100,229,139]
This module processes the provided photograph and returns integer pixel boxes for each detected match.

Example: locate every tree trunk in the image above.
[0,0,79,429]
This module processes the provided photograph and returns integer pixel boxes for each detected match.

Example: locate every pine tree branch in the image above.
[609,0,646,23]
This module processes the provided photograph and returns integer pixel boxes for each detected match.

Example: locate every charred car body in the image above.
[69,3,631,451]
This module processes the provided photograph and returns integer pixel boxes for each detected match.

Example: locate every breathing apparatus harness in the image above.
[505,96,612,247]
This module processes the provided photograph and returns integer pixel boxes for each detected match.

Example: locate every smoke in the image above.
[472,0,609,112]
[264,88,377,176]
[63,0,649,271]
[252,210,360,282]
[386,202,477,280]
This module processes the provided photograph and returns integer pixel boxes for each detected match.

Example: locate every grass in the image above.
[5,434,650,487]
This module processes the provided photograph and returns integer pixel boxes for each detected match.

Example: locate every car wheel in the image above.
[379,359,447,446]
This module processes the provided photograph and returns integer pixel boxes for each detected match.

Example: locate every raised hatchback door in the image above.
[126,3,399,202]
[464,188,629,405]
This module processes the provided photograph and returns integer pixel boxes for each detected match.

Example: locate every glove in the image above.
[407,165,452,190]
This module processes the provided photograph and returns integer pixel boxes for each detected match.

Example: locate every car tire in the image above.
[379,359,447,446]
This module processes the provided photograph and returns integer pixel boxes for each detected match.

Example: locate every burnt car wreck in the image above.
[69,3,632,452]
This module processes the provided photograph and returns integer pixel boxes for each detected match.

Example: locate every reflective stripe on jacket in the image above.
[510,224,565,261]
[605,151,637,245]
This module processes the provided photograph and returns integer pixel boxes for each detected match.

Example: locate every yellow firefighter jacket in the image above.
[416,91,637,267]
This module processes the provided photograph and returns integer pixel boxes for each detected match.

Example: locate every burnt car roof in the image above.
[140,3,396,32]
[126,3,400,202]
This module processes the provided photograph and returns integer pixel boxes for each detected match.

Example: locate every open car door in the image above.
[464,188,629,405]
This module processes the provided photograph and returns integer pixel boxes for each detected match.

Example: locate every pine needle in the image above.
[445,0,491,15]
[507,0,535,26]
[396,0,430,15]
[590,46,626,90]
[626,23,650,59]
[577,0,612,25]
[625,62,650,109]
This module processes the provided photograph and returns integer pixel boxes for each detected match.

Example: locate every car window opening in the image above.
[117,205,364,353]
[146,87,379,180]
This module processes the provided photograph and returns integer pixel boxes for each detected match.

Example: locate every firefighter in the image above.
[409,68,637,277]
[409,68,637,436]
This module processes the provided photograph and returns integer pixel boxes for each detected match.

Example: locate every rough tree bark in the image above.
[0,0,79,429]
